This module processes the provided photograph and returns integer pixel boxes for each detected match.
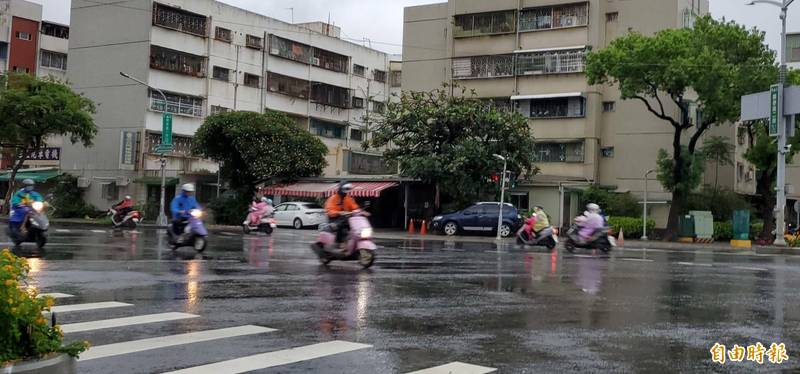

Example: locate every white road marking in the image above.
[733,266,769,272]
[79,325,276,362]
[55,229,71,233]
[406,362,497,374]
[37,293,74,299]
[162,340,371,374]
[619,258,654,262]
[49,301,132,314]
[90,230,107,234]
[61,312,199,333]
[676,262,712,267]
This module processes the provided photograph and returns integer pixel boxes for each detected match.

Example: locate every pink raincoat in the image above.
[247,201,272,225]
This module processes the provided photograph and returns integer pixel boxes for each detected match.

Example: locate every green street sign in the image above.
[162,113,173,145]
[770,84,780,137]
[155,144,173,154]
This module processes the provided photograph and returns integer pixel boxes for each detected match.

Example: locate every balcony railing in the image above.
[150,96,203,118]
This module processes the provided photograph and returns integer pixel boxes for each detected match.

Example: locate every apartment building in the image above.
[66,0,397,215]
[404,0,708,227]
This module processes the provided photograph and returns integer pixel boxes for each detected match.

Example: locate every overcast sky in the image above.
[31,0,800,56]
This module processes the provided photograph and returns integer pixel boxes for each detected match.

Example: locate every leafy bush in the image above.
[607,216,655,239]
[579,186,641,217]
[1,249,88,363]
[50,174,95,218]
[713,221,764,241]
[208,193,250,225]
[686,187,750,222]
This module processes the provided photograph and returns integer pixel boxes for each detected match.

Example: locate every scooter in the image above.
[8,201,51,250]
[310,210,376,269]
[516,226,558,250]
[109,208,143,229]
[242,211,276,235]
[563,224,616,253]
[167,209,208,252]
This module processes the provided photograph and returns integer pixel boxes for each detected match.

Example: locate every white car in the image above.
[272,202,327,229]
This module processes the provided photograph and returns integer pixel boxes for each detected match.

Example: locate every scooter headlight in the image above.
[31,201,44,212]
[360,228,373,239]
[190,209,203,218]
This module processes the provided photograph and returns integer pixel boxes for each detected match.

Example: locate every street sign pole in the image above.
[775,1,790,245]
[156,112,173,227]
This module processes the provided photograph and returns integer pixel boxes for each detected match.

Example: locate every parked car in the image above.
[431,202,522,237]
[273,202,327,229]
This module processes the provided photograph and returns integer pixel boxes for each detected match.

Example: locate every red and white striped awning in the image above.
[261,182,398,198]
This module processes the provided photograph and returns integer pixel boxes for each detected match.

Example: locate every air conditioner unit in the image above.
[270,48,280,55]
[311,57,320,65]
[77,177,91,188]
[116,176,131,186]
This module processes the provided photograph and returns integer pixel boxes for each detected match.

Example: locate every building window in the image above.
[149,89,204,117]
[0,42,7,59]
[352,96,365,108]
[243,73,261,88]
[529,97,585,118]
[454,10,516,38]
[16,31,31,41]
[390,71,402,87]
[150,45,206,77]
[215,27,232,42]
[210,105,230,115]
[269,35,313,64]
[212,66,230,81]
[12,66,29,73]
[373,69,387,83]
[310,118,346,139]
[510,192,529,211]
[101,183,119,200]
[535,142,584,163]
[603,101,616,112]
[516,48,586,75]
[146,132,195,157]
[40,50,68,70]
[371,101,385,114]
[601,147,615,158]
[41,22,69,39]
[788,34,800,62]
[313,48,348,73]
[605,12,619,23]
[267,72,309,99]
[246,34,263,49]
[453,55,514,79]
[152,2,207,37]
[519,3,589,31]
[353,64,366,77]
[350,129,363,141]
[311,82,351,108]
[737,162,744,182]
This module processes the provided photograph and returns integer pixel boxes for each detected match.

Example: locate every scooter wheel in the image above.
[516,236,524,245]
[242,225,251,234]
[564,240,576,253]
[36,235,47,250]
[359,249,375,269]
[194,237,207,252]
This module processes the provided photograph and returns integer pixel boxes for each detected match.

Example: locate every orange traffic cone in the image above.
[618,228,625,246]
[408,219,416,234]
[420,220,428,236]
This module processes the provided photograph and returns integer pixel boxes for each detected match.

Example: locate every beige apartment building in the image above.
[404,0,710,227]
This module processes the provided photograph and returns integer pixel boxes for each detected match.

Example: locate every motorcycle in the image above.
[8,201,51,250]
[563,224,616,253]
[516,226,558,250]
[242,210,276,235]
[167,209,208,252]
[109,208,143,229]
[310,210,376,269]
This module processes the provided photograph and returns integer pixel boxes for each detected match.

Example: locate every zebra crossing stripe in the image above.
[78,325,276,362]
[161,340,372,374]
[37,293,74,299]
[49,301,132,314]
[406,362,497,374]
[61,312,199,333]
[91,230,106,233]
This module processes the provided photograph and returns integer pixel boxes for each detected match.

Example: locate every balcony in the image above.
[149,90,204,118]
[267,72,309,99]
[453,10,516,38]
[515,48,586,75]
[150,45,207,77]
[310,82,351,109]
[519,3,589,32]
[452,55,513,79]
[513,93,585,119]
[152,2,208,37]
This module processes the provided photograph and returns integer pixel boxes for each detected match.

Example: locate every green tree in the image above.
[586,16,776,239]
[192,110,328,196]
[701,135,735,192]
[0,73,97,211]
[579,186,641,217]
[367,85,537,208]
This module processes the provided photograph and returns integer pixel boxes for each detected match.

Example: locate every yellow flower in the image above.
[45,298,54,308]
[36,317,46,325]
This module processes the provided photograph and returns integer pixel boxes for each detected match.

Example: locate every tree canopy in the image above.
[368,85,537,208]
[586,16,777,238]
[192,110,328,192]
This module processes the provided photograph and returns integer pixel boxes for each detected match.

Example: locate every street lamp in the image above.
[642,169,656,241]
[746,0,795,245]
[119,71,169,227]
[493,154,507,241]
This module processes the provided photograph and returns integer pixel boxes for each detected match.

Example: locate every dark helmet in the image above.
[338,181,354,195]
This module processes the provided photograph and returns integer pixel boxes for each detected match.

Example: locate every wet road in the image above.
[5,227,800,373]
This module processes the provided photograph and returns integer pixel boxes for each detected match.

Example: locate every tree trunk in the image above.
[714,162,719,193]
[756,170,776,242]
[664,131,685,241]
[2,149,28,214]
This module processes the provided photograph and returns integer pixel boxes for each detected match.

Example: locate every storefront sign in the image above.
[27,147,60,161]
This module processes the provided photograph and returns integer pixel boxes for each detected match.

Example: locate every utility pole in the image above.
[494,154,507,240]
[642,169,655,241]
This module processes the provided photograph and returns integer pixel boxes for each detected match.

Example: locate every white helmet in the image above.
[586,203,600,213]
[181,183,196,192]
[125,195,132,200]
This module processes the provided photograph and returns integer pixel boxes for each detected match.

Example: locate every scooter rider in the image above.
[531,206,551,237]
[324,182,361,249]
[9,179,43,240]
[112,195,134,221]
[578,203,604,243]
[170,183,198,236]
